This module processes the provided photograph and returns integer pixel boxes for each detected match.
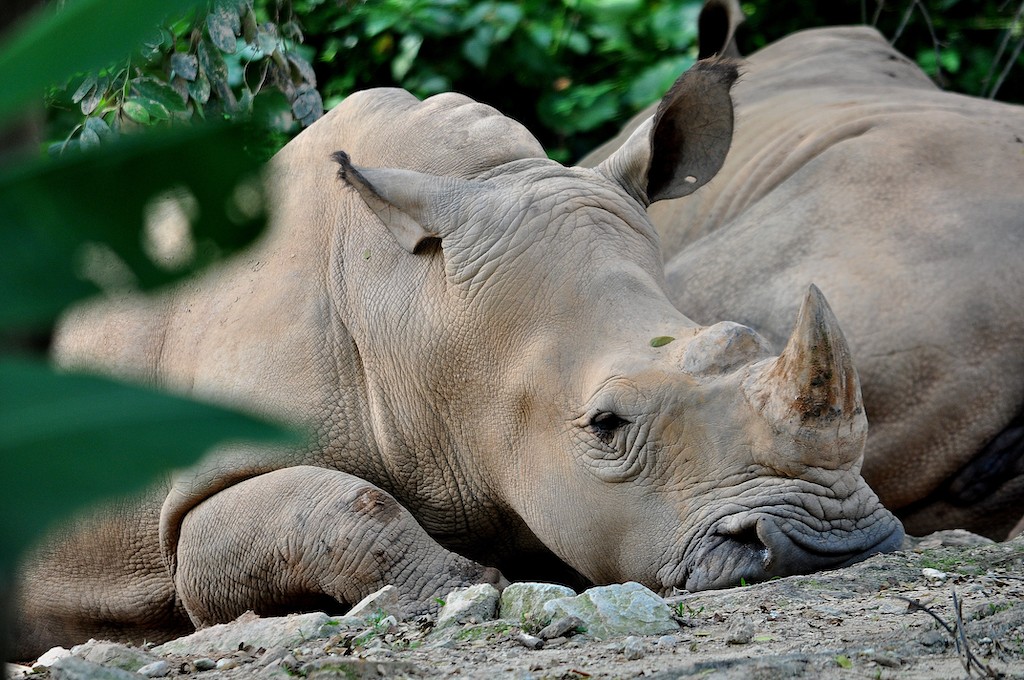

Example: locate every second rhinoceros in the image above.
[12,60,901,661]
[582,0,1024,540]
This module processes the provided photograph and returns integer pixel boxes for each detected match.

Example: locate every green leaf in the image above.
[122,98,151,124]
[187,71,212,105]
[79,75,107,115]
[133,76,187,112]
[836,655,853,669]
[291,85,323,125]
[392,33,423,81]
[649,336,676,348]
[139,97,171,121]
[0,0,207,123]
[71,73,97,104]
[463,29,493,69]
[206,2,240,54]
[0,124,266,329]
[627,56,694,109]
[84,116,112,140]
[288,52,318,86]
[171,52,199,81]
[198,38,231,99]
[79,125,101,151]
[0,356,297,569]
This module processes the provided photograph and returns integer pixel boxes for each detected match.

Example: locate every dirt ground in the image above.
[384,531,1024,679]
[11,531,1024,679]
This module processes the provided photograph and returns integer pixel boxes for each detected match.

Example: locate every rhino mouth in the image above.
[666,501,905,593]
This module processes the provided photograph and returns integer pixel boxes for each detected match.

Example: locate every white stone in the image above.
[35,646,72,667]
[498,582,576,622]
[153,611,337,656]
[137,660,170,678]
[543,582,679,640]
[346,585,404,620]
[436,583,500,629]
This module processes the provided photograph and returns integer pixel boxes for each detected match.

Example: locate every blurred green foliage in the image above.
[40,0,1024,166]
[0,0,292,583]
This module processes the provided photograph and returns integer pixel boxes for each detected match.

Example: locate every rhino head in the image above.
[332,59,903,592]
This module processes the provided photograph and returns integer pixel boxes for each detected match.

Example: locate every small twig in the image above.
[952,591,970,673]
[871,0,886,27]
[897,591,1001,678]
[989,35,1024,99]
[890,0,916,43]
[889,0,947,86]
[896,596,956,636]
[985,0,1024,98]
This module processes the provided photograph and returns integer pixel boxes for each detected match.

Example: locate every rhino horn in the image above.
[745,285,865,445]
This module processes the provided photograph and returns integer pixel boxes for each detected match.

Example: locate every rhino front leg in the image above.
[173,466,505,626]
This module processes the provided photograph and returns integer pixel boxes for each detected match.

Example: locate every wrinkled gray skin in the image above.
[582,0,1024,539]
[12,60,902,661]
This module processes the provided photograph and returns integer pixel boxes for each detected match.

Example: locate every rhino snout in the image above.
[679,508,904,592]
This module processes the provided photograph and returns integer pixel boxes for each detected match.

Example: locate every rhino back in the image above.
[52,88,546,432]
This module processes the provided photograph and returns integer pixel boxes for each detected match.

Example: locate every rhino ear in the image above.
[596,58,737,206]
[697,0,745,59]
[333,151,461,254]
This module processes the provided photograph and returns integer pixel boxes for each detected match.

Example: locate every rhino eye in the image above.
[590,411,628,439]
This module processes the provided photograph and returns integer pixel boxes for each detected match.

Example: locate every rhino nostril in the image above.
[720,523,772,570]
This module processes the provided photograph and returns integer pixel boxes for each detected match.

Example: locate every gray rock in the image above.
[34,646,72,667]
[345,584,404,621]
[538,615,583,640]
[542,582,679,640]
[153,611,338,656]
[69,641,160,673]
[623,636,645,660]
[215,657,240,670]
[499,582,576,623]
[258,647,288,667]
[49,656,138,680]
[436,584,500,629]
[136,660,170,678]
[656,634,680,648]
[260,660,293,679]
[193,658,217,671]
[726,619,755,645]
[514,632,544,650]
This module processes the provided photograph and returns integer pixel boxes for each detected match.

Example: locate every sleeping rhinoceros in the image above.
[11,59,902,660]
[582,0,1024,539]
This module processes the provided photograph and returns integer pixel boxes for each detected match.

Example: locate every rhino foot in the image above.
[174,466,505,627]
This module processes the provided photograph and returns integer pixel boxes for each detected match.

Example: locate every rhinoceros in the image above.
[11,59,903,661]
[582,0,1024,539]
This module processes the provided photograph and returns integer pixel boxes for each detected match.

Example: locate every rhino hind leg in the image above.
[174,466,504,627]
[11,485,191,662]
[900,412,1024,540]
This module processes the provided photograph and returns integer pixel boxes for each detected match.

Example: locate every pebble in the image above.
[726,619,755,645]
[656,634,680,648]
[216,657,240,670]
[622,636,645,660]
[538,615,583,640]
[258,647,287,667]
[193,658,217,671]
[136,660,170,678]
[514,632,545,650]
[921,568,947,581]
